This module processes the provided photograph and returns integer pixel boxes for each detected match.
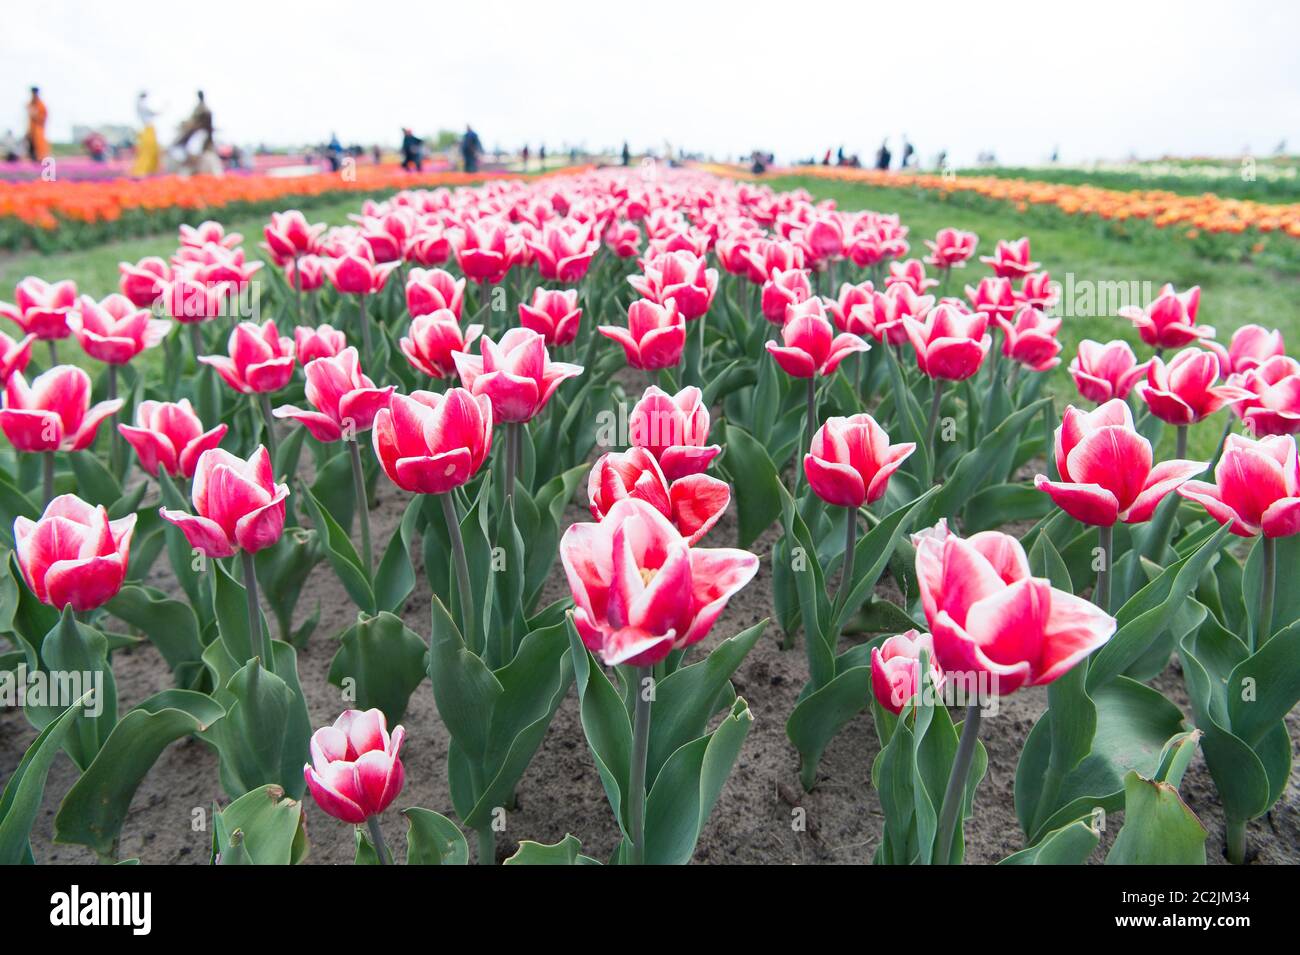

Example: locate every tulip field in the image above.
[2,164,1299,870]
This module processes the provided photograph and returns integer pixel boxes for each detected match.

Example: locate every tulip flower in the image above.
[1227,356,1300,437]
[1203,323,1285,376]
[162,275,233,326]
[804,413,915,509]
[68,294,171,365]
[118,398,227,480]
[765,299,870,379]
[628,250,718,321]
[1,277,77,363]
[160,445,289,559]
[456,218,515,284]
[406,267,466,320]
[923,228,978,269]
[1015,272,1058,311]
[560,497,759,667]
[179,220,241,249]
[1034,399,1204,529]
[0,330,34,387]
[1068,339,1150,404]
[627,385,720,481]
[760,268,813,324]
[410,228,453,267]
[745,239,805,284]
[979,237,1039,278]
[262,210,325,264]
[519,287,582,346]
[326,245,398,365]
[871,630,945,715]
[605,220,642,258]
[371,388,493,496]
[200,317,296,459]
[995,306,1062,373]
[1118,284,1211,350]
[587,447,730,544]
[964,276,1017,322]
[529,221,600,283]
[401,310,483,380]
[118,257,172,308]
[304,708,406,863]
[14,494,135,612]
[180,245,263,289]
[294,323,347,364]
[452,327,583,424]
[1137,349,1253,456]
[860,283,934,346]
[600,298,687,371]
[286,254,325,294]
[800,214,845,266]
[274,347,394,444]
[884,259,938,294]
[903,304,990,382]
[825,281,876,336]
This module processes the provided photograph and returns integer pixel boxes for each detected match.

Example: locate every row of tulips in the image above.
[0,165,1297,867]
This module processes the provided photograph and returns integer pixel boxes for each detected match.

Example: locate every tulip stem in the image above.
[240,549,271,670]
[935,703,981,865]
[348,439,372,573]
[46,338,57,367]
[256,393,279,467]
[926,380,946,482]
[441,492,475,647]
[1258,536,1276,649]
[42,451,54,507]
[189,323,204,363]
[504,422,519,502]
[358,293,373,369]
[477,825,495,866]
[292,254,303,323]
[835,506,857,618]
[628,666,653,865]
[1175,424,1188,460]
[107,364,122,476]
[366,816,391,865]
[1096,524,1113,613]
[797,376,816,496]
[1226,817,1247,865]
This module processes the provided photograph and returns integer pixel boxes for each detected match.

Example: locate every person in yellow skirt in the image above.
[132,90,160,176]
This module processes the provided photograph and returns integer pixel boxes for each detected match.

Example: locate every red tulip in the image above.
[913,520,1115,696]
[760,268,813,324]
[1203,324,1285,376]
[274,347,395,442]
[452,327,582,423]
[519,287,582,346]
[118,257,172,308]
[1034,399,1204,526]
[263,210,325,264]
[456,218,515,284]
[372,388,493,494]
[965,276,1017,321]
[1137,348,1252,426]
[979,237,1039,279]
[303,709,405,824]
[294,323,347,364]
[903,304,990,381]
[1069,339,1150,404]
[825,281,876,335]
[1228,356,1300,437]
[161,276,233,324]
[627,385,719,481]
[179,246,262,289]
[14,494,135,611]
[745,239,805,284]
[995,306,1062,372]
[0,366,122,452]
[200,320,296,394]
[0,277,77,340]
[326,244,397,296]
[159,445,289,557]
[1118,284,1211,350]
[286,254,325,292]
[529,221,600,283]
[118,399,227,479]
[804,413,915,508]
[923,228,978,269]
[884,259,938,294]
[409,227,453,267]
[587,447,730,545]
[628,250,718,321]
[871,630,945,715]
[68,294,171,365]
[800,214,845,266]
[766,299,870,378]
[559,497,759,666]
[0,330,34,387]
[599,298,686,371]
[861,283,934,345]
[605,220,642,258]
[1015,271,1058,310]
[401,310,482,380]
[406,267,466,320]
[1178,434,1300,538]
[179,220,241,249]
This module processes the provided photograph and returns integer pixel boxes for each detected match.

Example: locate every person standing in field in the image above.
[132,91,161,176]
[26,87,49,162]
[176,90,213,152]
[461,125,483,173]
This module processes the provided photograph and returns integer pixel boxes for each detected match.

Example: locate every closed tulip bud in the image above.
[0,366,122,453]
[118,399,226,479]
[326,245,397,295]
[304,709,406,824]
[587,447,730,544]
[294,323,347,364]
[406,267,466,320]
[1118,283,1211,350]
[903,304,990,381]
[200,320,296,394]
[274,347,394,442]
[923,228,978,269]
[871,630,945,715]
[1178,434,1300,538]
[519,287,582,346]
[995,306,1062,372]
[760,268,812,324]
[14,495,135,612]
[1034,399,1204,527]
[529,221,600,283]
[452,327,583,423]
[160,446,289,558]
[979,237,1039,279]
[162,275,233,324]
[913,520,1115,696]
[0,277,77,340]
[560,498,759,667]
[286,254,325,292]
[628,385,720,480]
[1137,348,1252,425]
[1069,339,1150,404]
[456,218,515,284]
[600,298,687,370]
[401,310,482,380]
[118,257,172,308]
[766,299,870,379]
[68,294,171,365]
[372,388,493,494]
[804,414,915,508]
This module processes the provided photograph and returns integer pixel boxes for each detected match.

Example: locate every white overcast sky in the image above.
[2,0,1297,167]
